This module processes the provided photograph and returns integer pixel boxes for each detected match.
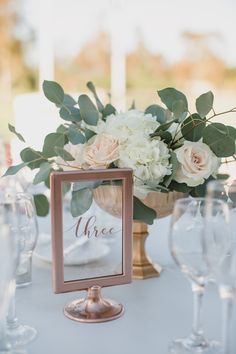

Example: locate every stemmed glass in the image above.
[206,179,236,354]
[0,193,38,350]
[0,200,26,354]
[168,197,230,354]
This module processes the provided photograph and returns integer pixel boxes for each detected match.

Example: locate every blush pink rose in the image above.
[83,134,120,168]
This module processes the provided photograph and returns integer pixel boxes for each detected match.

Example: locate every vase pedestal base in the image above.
[132,221,162,280]
[133,259,162,279]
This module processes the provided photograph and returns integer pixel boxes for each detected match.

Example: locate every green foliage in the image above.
[68,125,86,145]
[87,81,104,113]
[59,106,81,122]
[63,94,76,107]
[8,124,25,142]
[84,128,96,140]
[169,180,192,193]
[33,194,49,217]
[133,196,157,225]
[163,151,179,187]
[172,100,188,121]
[71,188,93,217]
[153,131,172,144]
[2,163,26,177]
[158,88,188,117]
[102,104,116,118]
[54,147,75,161]
[145,104,166,123]
[56,125,68,134]
[33,162,52,185]
[20,148,46,169]
[203,123,236,157]
[181,114,206,141]
[43,80,64,105]
[62,182,71,195]
[42,133,66,158]
[6,80,236,224]
[196,91,214,118]
[78,94,99,126]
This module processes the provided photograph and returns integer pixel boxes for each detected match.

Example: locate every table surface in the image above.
[17,216,236,354]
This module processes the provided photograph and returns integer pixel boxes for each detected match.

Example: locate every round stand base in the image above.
[64,286,124,323]
[169,338,221,354]
[6,324,37,347]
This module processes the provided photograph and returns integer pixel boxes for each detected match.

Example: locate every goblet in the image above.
[0,201,27,354]
[206,179,236,354]
[1,193,38,348]
[169,197,230,354]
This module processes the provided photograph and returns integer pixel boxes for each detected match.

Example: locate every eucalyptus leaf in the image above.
[20,148,46,169]
[133,196,156,225]
[151,120,175,136]
[172,100,188,121]
[43,80,64,106]
[196,91,214,118]
[152,131,172,144]
[129,100,135,110]
[78,94,99,126]
[87,81,104,113]
[8,124,25,142]
[2,163,26,177]
[56,125,68,134]
[145,104,166,123]
[163,151,179,187]
[73,180,102,191]
[70,188,93,217]
[181,114,206,141]
[42,133,66,158]
[59,106,81,122]
[102,104,116,118]
[203,123,236,157]
[33,162,52,185]
[33,194,49,217]
[68,125,86,145]
[62,182,71,196]
[169,180,192,193]
[54,147,75,161]
[158,88,188,113]
[84,128,96,140]
[63,94,76,107]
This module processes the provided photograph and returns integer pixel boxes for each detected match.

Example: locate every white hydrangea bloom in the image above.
[94,109,172,198]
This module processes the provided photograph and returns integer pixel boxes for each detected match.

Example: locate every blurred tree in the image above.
[173,31,226,86]
[55,32,110,92]
[0,0,35,139]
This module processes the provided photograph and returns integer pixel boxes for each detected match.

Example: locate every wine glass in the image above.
[207,179,236,245]
[168,197,230,354]
[0,201,26,354]
[0,193,38,348]
[206,179,236,354]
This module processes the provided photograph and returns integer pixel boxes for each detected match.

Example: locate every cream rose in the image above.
[83,133,119,168]
[174,141,220,187]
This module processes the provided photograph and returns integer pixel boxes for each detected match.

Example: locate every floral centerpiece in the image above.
[4,81,236,225]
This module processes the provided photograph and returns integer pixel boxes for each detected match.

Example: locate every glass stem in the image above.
[6,280,19,330]
[0,320,11,351]
[190,282,206,345]
[220,289,234,354]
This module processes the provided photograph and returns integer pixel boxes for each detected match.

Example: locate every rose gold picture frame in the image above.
[51,168,133,295]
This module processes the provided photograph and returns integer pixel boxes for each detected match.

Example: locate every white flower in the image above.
[94,110,172,197]
[174,141,220,187]
[56,143,84,170]
[95,109,160,144]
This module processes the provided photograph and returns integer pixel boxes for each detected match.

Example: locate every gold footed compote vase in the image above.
[93,185,185,279]
[132,191,185,279]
